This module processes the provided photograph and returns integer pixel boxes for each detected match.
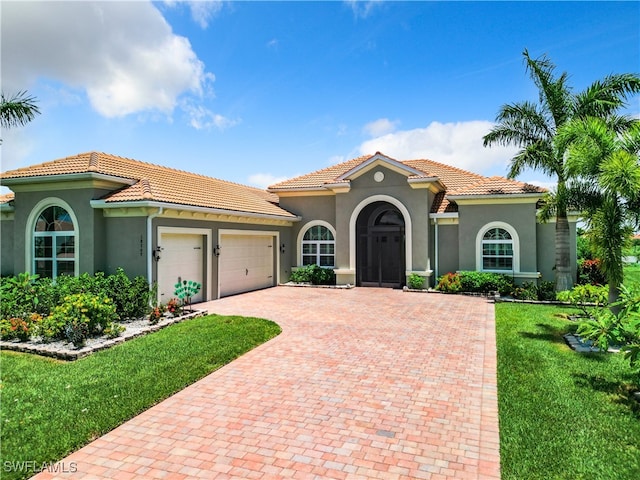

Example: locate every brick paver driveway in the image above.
[36,287,500,480]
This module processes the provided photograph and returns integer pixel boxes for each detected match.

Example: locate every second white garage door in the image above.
[219,234,275,297]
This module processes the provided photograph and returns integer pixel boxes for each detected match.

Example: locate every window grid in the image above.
[302,225,335,267]
[33,206,76,279]
[481,228,513,271]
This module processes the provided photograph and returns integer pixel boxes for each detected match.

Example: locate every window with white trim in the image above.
[482,227,513,271]
[33,206,76,278]
[302,225,335,267]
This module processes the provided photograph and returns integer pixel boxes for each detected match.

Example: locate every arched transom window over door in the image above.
[302,225,335,267]
[34,206,76,278]
[482,227,513,271]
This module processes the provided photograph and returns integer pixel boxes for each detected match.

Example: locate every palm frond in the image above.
[0,91,41,129]
[522,50,573,128]
[576,73,640,118]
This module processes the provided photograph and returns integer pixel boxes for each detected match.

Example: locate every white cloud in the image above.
[247,173,290,189]
[183,103,240,130]
[358,120,520,176]
[363,118,399,137]
[163,0,224,29]
[345,0,384,19]
[2,1,214,119]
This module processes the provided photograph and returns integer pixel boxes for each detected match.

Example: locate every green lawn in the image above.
[496,302,640,479]
[625,263,640,287]
[0,315,281,480]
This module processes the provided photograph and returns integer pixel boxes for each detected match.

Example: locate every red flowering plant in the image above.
[166,298,182,318]
[149,304,167,324]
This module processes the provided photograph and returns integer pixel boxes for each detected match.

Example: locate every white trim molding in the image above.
[475,221,520,274]
[348,194,413,271]
[25,197,80,277]
[295,220,336,267]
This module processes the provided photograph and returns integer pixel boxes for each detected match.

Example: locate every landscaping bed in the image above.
[1,270,205,360]
[0,309,206,360]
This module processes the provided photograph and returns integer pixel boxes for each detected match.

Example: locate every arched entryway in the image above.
[356,202,406,288]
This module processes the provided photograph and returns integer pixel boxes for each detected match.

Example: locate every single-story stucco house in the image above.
[0,151,577,301]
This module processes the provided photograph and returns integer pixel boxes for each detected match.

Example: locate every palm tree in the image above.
[557,116,640,307]
[483,50,640,292]
[0,91,41,142]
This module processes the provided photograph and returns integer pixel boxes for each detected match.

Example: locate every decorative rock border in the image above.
[0,309,208,361]
[563,333,621,353]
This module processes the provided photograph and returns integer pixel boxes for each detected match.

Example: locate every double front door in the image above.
[357,225,405,288]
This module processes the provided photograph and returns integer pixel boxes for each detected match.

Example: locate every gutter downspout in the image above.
[434,218,439,282]
[147,207,164,290]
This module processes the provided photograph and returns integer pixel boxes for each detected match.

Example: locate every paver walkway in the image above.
[34,287,500,479]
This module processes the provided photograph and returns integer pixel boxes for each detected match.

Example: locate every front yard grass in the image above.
[496,303,640,479]
[0,314,280,480]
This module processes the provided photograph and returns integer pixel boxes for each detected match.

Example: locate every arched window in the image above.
[302,225,335,267]
[481,227,513,271]
[33,205,76,278]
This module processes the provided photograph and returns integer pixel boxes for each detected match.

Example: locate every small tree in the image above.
[558,117,640,308]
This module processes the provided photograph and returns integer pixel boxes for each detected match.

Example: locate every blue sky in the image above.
[2,1,639,190]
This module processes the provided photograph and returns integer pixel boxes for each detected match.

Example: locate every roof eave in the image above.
[336,153,428,181]
[447,193,545,201]
[0,172,137,187]
[90,199,301,223]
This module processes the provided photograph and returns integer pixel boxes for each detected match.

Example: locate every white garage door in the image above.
[158,233,204,304]
[219,234,274,297]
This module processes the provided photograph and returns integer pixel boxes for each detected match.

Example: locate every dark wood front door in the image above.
[357,225,405,288]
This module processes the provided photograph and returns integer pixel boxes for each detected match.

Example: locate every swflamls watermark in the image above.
[2,461,78,474]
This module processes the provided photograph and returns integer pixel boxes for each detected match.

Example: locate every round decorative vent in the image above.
[374,171,385,182]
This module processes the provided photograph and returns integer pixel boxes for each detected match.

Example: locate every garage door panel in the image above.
[158,234,204,303]
[219,234,274,297]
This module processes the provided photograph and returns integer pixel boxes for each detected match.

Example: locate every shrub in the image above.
[577,285,640,371]
[512,281,538,301]
[578,258,606,285]
[41,293,118,340]
[290,265,336,285]
[166,298,182,317]
[0,313,42,341]
[556,284,608,317]
[64,319,89,348]
[537,280,556,301]
[102,322,125,338]
[149,304,166,324]
[511,280,556,301]
[407,273,425,290]
[105,268,151,319]
[0,272,41,320]
[436,272,462,293]
[457,271,513,296]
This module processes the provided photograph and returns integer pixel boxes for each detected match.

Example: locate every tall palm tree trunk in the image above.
[555,212,573,291]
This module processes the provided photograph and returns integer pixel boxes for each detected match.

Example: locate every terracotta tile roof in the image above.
[449,176,546,196]
[0,192,15,205]
[270,153,545,213]
[0,152,296,219]
[268,155,372,190]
